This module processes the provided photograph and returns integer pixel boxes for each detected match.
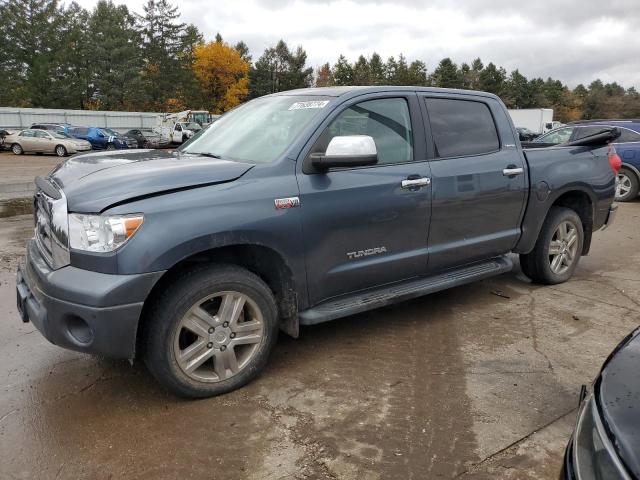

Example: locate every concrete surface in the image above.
[0,202,639,480]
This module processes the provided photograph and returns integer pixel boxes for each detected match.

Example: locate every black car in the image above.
[124,128,170,149]
[562,327,640,479]
[516,127,537,141]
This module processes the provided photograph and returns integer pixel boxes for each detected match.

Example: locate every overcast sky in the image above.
[76,0,640,89]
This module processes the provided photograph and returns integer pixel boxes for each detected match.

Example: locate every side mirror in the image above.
[311,135,378,171]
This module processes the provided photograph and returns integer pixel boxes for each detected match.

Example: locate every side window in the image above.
[539,127,573,144]
[574,126,609,140]
[175,124,182,132]
[20,130,34,137]
[35,130,48,138]
[618,129,640,143]
[323,98,413,165]
[425,98,500,157]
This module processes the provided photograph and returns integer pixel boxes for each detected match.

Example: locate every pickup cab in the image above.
[16,87,619,398]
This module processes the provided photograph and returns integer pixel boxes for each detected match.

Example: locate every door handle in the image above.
[503,166,524,177]
[401,177,431,189]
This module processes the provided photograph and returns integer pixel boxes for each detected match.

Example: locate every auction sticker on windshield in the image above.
[288,100,330,110]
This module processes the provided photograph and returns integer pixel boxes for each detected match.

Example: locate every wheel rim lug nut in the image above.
[230,333,236,338]
[207,342,213,349]
[208,328,214,334]
[220,345,226,351]
[223,322,229,328]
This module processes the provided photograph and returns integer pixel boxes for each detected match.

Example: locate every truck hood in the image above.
[48,149,254,212]
[598,328,640,479]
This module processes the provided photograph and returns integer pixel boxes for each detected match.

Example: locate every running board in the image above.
[299,256,513,325]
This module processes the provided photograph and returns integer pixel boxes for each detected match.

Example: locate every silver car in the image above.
[5,129,92,156]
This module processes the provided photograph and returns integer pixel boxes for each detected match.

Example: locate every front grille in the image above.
[33,179,70,269]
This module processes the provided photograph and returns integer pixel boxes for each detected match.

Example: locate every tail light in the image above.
[608,145,622,174]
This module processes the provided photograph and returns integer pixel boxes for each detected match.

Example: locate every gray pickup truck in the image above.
[16,87,619,398]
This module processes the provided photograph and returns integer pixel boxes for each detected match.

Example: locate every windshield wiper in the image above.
[186,152,222,159]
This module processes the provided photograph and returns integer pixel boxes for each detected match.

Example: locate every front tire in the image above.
[616,168,639,202]
[143,265,279,398]
[55,145,67,157]
[106,143,116,151]
[11,143,23,155]
[519,207,584,285]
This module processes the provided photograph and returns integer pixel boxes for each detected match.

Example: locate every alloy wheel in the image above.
[616,172,632,200]
[173,291,265,382]
[56,146,66,157]
[548,220,579,275]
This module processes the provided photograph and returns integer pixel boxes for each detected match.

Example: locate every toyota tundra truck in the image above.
[16,87,620,398]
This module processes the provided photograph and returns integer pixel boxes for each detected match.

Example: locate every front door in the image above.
[297,94,432,305]
[420,95,528,271]
[33,130,51,152]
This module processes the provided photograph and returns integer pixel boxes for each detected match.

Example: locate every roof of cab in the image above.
[272,85,500,100]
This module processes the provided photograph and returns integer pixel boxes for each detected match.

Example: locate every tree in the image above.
[407,60,428,86]
[477,62,506,95]
[352,55,370,85]
[234,41,251,63]
[192,40,249,113]
[315,63,332,87]
[331,55,353,86]
[87,1,143,110]
[137,0,190,109]
[430,58,462,88]
[0,0,67,106]
[249,40,313,97]
[503,69,530,108]
[369,53,385,85]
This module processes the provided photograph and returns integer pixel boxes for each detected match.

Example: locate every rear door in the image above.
[33,130,52,152]
[297,93,432,305]
[420,95,528,271]
[18,130,36,151]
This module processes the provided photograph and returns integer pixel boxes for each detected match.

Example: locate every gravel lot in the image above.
[0,154,638,479]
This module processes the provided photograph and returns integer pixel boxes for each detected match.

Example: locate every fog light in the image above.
[66,315,93,344]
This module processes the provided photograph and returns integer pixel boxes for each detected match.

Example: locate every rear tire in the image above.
[616,168,639,202]
[11,143,23,155]
[143,265,279,398]
[519,207,584,285]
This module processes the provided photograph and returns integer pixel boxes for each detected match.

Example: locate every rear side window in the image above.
[574,126,611,140]
[73,128,89,135]
[425,98,500,158]
[618,128,640,143]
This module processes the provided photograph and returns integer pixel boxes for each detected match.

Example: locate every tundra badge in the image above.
[347,247,387,260]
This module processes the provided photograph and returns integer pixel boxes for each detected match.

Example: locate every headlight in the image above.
[68,213,144,252]
[573,394,630,479]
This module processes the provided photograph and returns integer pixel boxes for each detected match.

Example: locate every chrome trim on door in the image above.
[401,177,431,189]
[502,167,524,177]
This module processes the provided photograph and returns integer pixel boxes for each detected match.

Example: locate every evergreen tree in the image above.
[249,40,312,97]
[352,55,370,85]
[477,62,506,95]
[88,1,143,110]
[137,0,189,109]
[368,53,385,85]
[331,55,353,86]
[407,60,428,86]
[430,58,462,88]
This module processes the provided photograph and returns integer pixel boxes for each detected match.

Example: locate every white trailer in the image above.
[508,108,555,135]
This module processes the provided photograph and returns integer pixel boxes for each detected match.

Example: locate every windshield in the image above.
[102,128,120,137]
[180,95,332,163]
[51,131,72,139]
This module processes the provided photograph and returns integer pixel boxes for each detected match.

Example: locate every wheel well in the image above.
[550,191,593,255]
[136,244,299,357]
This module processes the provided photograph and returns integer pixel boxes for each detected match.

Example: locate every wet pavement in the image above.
[0,202,639,479]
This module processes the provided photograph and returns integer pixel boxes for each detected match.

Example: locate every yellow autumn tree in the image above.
[193,41,250,114]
